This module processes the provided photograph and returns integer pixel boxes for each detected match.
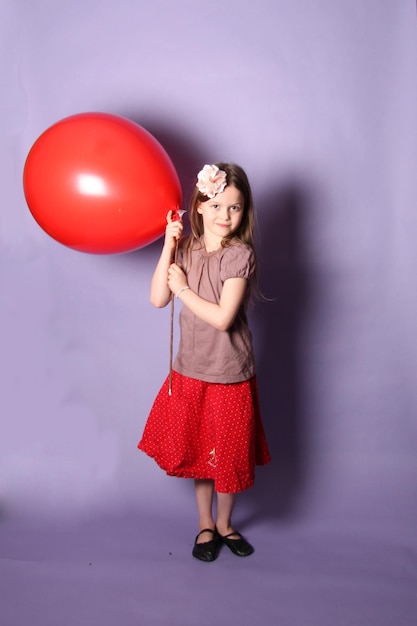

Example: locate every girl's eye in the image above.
[231,205,241,212]
[211,204,219,210]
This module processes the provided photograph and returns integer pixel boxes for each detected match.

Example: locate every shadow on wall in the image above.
[244,182,314,524]
[111,111,209,266]
[121,111,208,207]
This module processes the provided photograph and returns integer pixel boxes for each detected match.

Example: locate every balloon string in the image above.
[168,209,185,396]
[168,238,179,396]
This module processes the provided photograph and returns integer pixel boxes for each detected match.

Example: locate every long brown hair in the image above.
[184,163,258,301]
[188,162,255,249]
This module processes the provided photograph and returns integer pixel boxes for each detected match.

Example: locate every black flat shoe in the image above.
[192,528,220,562]
[218,530,254,557]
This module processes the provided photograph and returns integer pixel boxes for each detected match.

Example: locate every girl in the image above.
[138,163,271,562]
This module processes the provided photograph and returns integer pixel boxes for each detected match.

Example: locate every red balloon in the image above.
[23,113,182,254]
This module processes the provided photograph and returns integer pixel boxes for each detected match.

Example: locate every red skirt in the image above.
[138,371,271,493]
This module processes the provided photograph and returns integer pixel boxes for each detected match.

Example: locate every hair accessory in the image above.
[196,164,227,198]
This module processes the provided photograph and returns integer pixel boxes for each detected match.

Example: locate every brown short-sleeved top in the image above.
[173,238,256,384]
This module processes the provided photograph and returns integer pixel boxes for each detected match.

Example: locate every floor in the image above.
[1,510,416,626]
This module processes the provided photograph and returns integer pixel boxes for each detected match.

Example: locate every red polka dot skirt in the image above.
[138,371,271,493]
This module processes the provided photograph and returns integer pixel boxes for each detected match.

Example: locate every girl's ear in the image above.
[196,203,203,215]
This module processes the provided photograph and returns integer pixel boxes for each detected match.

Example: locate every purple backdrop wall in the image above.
[1,0,416,546]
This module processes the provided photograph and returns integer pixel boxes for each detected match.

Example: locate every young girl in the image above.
[138,163,271,562]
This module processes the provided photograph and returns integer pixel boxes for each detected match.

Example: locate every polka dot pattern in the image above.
[138,372,271,493]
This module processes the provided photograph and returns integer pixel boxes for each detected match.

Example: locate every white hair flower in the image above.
[196,164,227,198]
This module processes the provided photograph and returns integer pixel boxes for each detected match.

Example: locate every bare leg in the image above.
[216,492,237,537]
[216,491,254,556]
[194,479,215,543]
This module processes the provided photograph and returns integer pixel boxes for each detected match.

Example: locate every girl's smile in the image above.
[197,185,244,251]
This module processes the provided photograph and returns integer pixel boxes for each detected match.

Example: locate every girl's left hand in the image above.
[167,263,188,296]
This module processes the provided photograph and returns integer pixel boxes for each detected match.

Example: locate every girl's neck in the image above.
[202,232,223,253]
[203,240,221,253]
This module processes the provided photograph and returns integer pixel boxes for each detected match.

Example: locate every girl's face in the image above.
[197,185,244,250]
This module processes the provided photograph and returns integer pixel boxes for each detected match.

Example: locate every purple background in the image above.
[1,1,417,624]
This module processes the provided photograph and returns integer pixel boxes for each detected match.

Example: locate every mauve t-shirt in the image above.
[173,238,256,384]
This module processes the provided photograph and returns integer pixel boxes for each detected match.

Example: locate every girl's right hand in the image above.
[163,210,183,251]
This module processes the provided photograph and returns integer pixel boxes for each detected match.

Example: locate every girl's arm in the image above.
[150,212,183,308]
[168,262,247,331]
